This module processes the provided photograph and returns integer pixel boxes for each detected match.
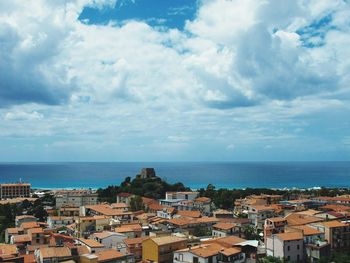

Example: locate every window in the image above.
[179,254,183,261]
[193,257,199,263]
[287,256,290,261]
[297,255,300,261]
[287,246,290,251]
[297,244,300,250]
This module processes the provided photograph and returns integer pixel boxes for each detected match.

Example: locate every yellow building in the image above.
[142,236,187,263]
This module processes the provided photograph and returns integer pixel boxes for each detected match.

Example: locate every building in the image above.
[174,243,245,263]
[140,168,156,179]
[116,193,135,206]
[264,217,288,242]
[55,189,98,208]
[77,238,106,253]
[15,215,37,228]
[0,183,31,200]
[266,232,304,262]
[124,237,147,261]
[34,246,72,263]
[212,223,238,238]
[247,205,278,228]
[92,231,127,251]
[142,236,187,263]
[47,216,74,228]
[314,220,350,252]
[96,249,134,263]
[165,192,199,201]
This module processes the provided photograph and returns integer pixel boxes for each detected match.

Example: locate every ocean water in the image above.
[0,162,349,189]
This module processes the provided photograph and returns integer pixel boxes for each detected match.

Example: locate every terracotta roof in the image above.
[191,243,223,258]
[13,234,31,243]
[79,238,105,248]
[124,237,147,245]
[285,213,323,226]
[321,220,349,228]
[115,224,142,233]
[93,231,124,239]
[295,209,321,216]
[203,236,246,248]
[76,245,90,255]
[23,254,36,263]
[276,232,303,241]
[27,245,49,252]
[6,228,20,234]
[176,210,201,218]
[28,228,44,234]
[111,203,129,208]
[97,249,125,262]
[148,203,166,211]
[146,236,187,246]
[39,247,71,258]
[20,222,39,229]
[213,223,236,230]
[320,204,350,212]
[250,205,276,212]
[194,197,211,203]
[291,225,322,236]
[220,247,242,256]
[0,244,17,255]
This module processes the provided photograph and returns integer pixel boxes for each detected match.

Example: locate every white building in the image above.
[92,231,128,252]
[55,189,97,208]
[266,232,304,262]
[174,243,245,263]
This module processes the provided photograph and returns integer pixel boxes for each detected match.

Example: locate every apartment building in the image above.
[142,236,187,263]
[314,220,350,252]
[55,189,98,208]
[0,183,31,199]
[266,232,304,262]
[165,191,199,201]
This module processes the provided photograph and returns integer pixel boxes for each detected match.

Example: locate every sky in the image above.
[0,0,350,162]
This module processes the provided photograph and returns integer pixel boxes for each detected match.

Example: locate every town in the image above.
[1,168,350,263]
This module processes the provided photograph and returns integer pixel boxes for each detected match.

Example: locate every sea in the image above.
[0,162,349,190]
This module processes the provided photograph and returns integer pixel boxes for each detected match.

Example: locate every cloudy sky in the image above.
[0,0,350,162]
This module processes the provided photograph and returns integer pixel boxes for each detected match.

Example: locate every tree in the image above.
[243,225,260,240]
[129,196,144,212]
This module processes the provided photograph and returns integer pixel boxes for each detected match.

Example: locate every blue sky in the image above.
[0,0,350,161]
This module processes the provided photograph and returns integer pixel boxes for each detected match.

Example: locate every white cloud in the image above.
[0,0,350,161]
[4,110,43,121]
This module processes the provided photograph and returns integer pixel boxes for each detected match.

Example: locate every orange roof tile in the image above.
[321,220,349,228]
[213,223,236,230]
[291,225,322,236]
[124,237,147,246]
[276,232,303,241]
[176,210,201,218]
[97,249,125,262]
[220,247,242,256]
[39,247,71,258]
[20,222,39,229]
[78,238,105,248]
[285,213,324,226]
[0,244,17,255]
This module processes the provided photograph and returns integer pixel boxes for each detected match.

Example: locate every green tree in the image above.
[130,196,144,212]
